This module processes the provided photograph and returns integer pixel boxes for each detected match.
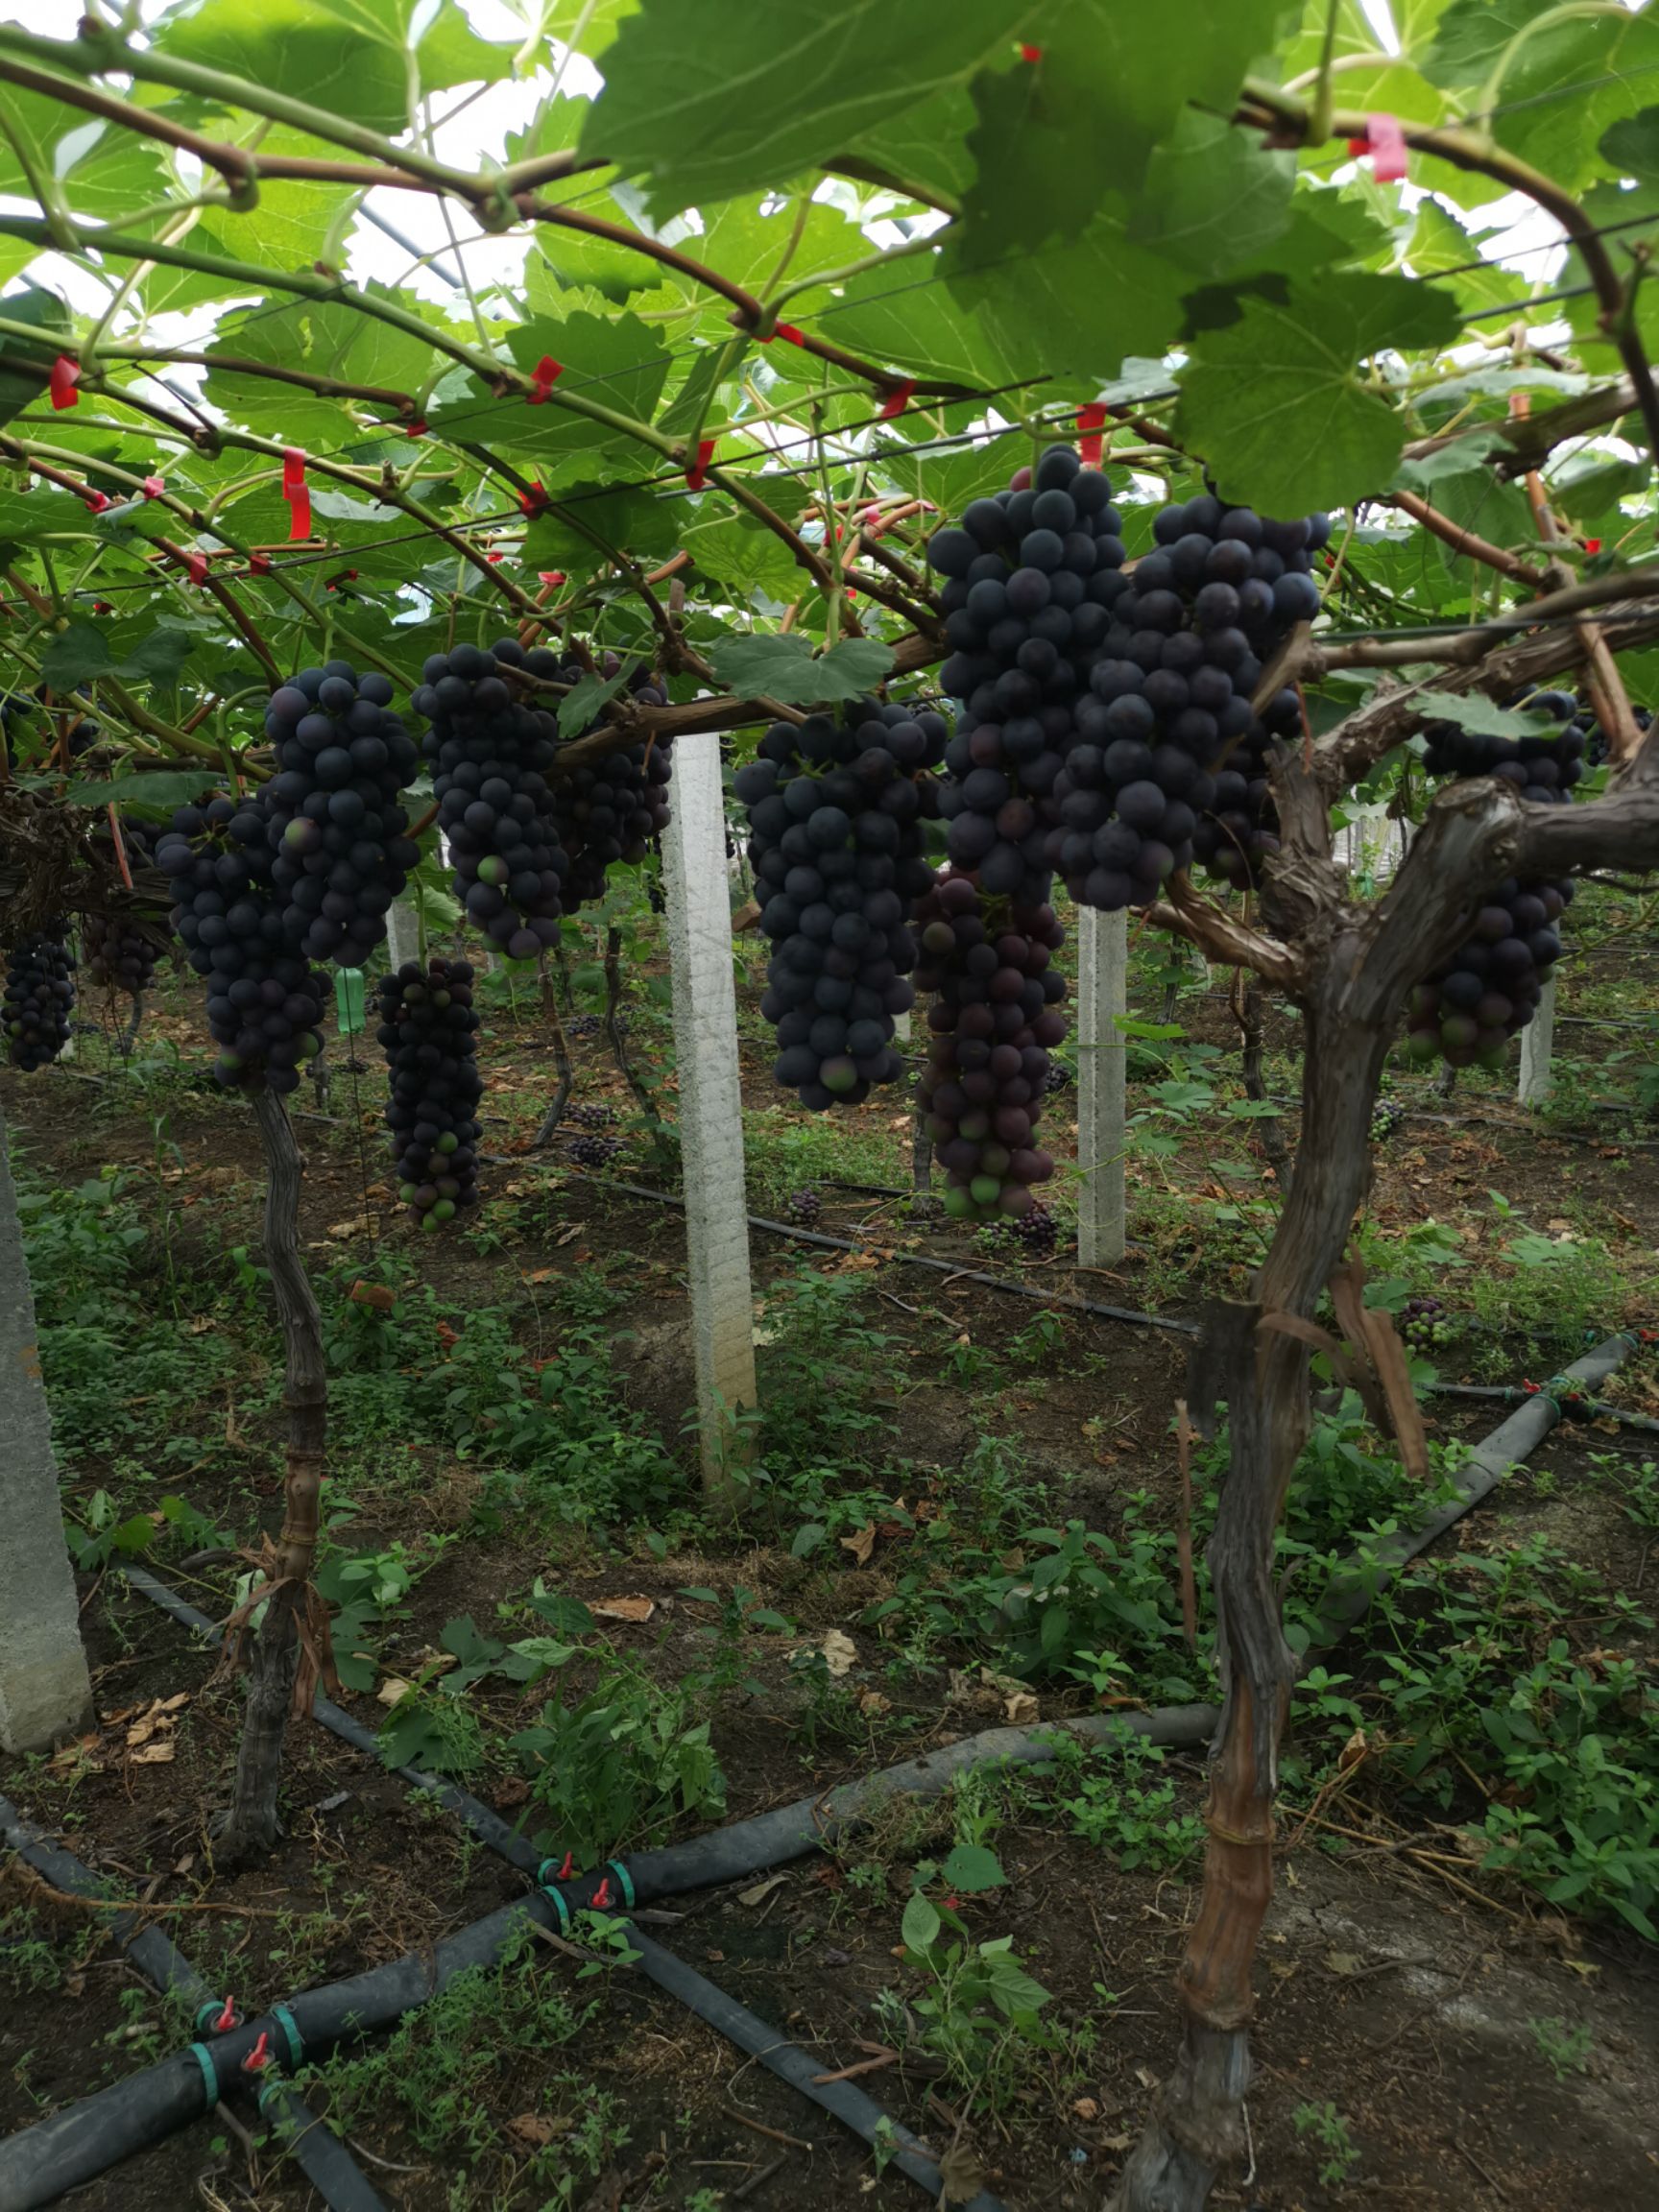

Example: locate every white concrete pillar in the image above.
[385,898,421,972]
[893,1008,912,1044]
[1076,906,1127,1268]
[661,733,757,1499]
[1520,972,1556,1107]
[0,1101,92,1750]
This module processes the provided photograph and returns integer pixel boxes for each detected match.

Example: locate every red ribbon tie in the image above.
[518,482,550,518]
[1352,112,1407,182]
[82,489,109,515]
[49,355,79,410]
[1076,402,1109,468]
[249,551,273,575]
[685,438,715,492]
[527,354,565,404]
[281,447,311,541]
[878,379,917,421]
[140,475,165,500]
[538,569,567,587]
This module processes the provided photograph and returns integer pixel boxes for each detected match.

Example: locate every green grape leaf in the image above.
[1414,691,1564,738]
[40,623,199,690]
[0,283,72,430]
[705,632,894,704]
[940,1843,1007,1893]
[155,0,413,134]
[1425,0,1659,191]
[947,207,1189,379]
[1175,274,1463,514]
[557,670,629,740]
[582,0,1038,213]
[1126,112,1294,280]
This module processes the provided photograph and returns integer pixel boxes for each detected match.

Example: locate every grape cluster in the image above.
[1575,699,1650,768]
[1400,1295,1453,1354]
[375,957,481,1229]
[156,797,327,1093]
[929,448,1329,912]
[1408,690,1580,1069]
[547,655,673,907]
[784,1187,823,1227]
[263,662,421,969]
[569,1131,624,1169]
[1370,1095,1405,1143]
[736,700,944,1110]
[928,445,1127,904]
[84,821,162,998]
[568,1100,618,1130]
[4,926,75,1070]
[913,871,1066,1220]
[413,641,568,961]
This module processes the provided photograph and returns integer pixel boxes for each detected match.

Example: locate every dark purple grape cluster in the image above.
[913,871,1066,1221]
[1400,1294,1453,1353]
[4,925,75,1070]
[567,1012,602,1041]
[736,699,944,1111]
[262,661,421,969]
[156,797,328,1094]
[1409,689,1580,1070]
[928,445,1127,904]
[569,1131,623,1168]
[547,655,672,907]
[1011,1202,1057,1258]
[84,822,161,998]
[1575,699,1649,768]
[1421,688,1587,800]
[375,956,481,1229]
[568,1099,618,1129]
[413,641,569,962]
[784,1186,823,1226]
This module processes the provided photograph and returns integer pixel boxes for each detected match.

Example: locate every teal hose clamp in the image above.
[271,2004,303,2071]
[187,2042,219,2109]
[604,1861,637,1909]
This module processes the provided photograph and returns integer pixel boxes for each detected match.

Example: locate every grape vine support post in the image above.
[0,1098,92,1752]
[1519,969,1556,1106]
[385,899,421,974]
[215,1085,327,1861]
[661,732,757,1504]
[1076,906,1127,1269]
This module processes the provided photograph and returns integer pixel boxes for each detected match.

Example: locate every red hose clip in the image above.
[526,354,564,405]
[1522,1379,1541,1395]
[241,2031,272,2075]
[49,354,79,410]
[1076,402,1109,469]
[590,1875,613,1909]
[212,1995,237,2033]
[281,447,311,541]
[878,379,917,421]
[140,475,165,500]
[518,482,550,518]
[554,1851,576,1881]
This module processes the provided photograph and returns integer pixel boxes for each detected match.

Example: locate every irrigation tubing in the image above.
[10,1326,1643,2208]
[0,1794,386,2212]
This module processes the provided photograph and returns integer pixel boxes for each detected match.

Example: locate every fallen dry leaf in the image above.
[821,1628,858,1677]
[591,1595,656,1624]
[376,1676,416,1708]
[129,1741,176,1765]
[839,1524,877,1567]
[857,1689,891,1717]
[506,2112,565,2148]
[347,1280,396,1312]
[1325,1951,1365,1978]
[737,1874,786,1908]
[1003,1691,1040,1726]
[1072,2097,1100,2122]
[939,2143,987,2204]
[186,1315,214,1334]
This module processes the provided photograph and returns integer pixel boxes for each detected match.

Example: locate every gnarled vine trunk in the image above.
[216,1085,326,1862]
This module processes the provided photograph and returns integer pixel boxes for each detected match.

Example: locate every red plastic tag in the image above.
[184,551,208,585]
[81,488,109,515]
[878,378,917,421]
[241,2031,272,2075]
[758,322,806,347]
[1020,42,1043,62]
[590,1876,613,1909]
[1351,112,1407,182]
[1076,402,1109,468]
[140,475,165,500]
[527,354,564,404]
[49,354,79,410]
[685,438,715,491]
[212,1997,237,2033]
[538,569,566,587]
[281,447,311,541]
[517,482,550,518]
[1585,537,1602,554]
[405,418,427,438]
[249,551,272,575]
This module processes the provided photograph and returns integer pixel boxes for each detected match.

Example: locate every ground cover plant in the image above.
[3,5,1659,2210]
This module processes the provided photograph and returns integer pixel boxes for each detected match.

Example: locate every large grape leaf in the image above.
[581,0,1039,214]
[426,312,670,461]
[705,632,895,704]
[1425,0,1659,191]
[1126,113,1293,279]
[0,85,169,222]
[1175,273,1464,515]
[155,0,414,134]
[946,208,1190,380]
[0,284,72,430]
[962,0,1285,256]
[799,252,1019,387]
[522,481,673,582]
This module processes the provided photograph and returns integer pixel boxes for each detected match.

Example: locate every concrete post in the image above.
[0,1101,92,1750]
[1520,972,1556,1106]
[385,898,421,972]
[661,733,757,1498]
[1076,905,1127,1269]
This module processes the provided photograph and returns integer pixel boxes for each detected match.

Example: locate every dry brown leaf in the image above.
[506,2112,561,2148]
[738,1874,786,1908]
[1072,2097,1099,2122]
[1325,1951,1365,1978]
[347,1281,396,1312]
[186,1315,214,1334]
[129,1741,176,1765]
[857,1690,891,1717]
[839,1524,877,1566]
[1003,1691,1039,1726]
[939,2143,987,2204]
[821,1628,858,1677]
[591,1595,656,1624]
[376,1676,416,1708]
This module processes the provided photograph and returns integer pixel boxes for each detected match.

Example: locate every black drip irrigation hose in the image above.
[0,1795,386,2212]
